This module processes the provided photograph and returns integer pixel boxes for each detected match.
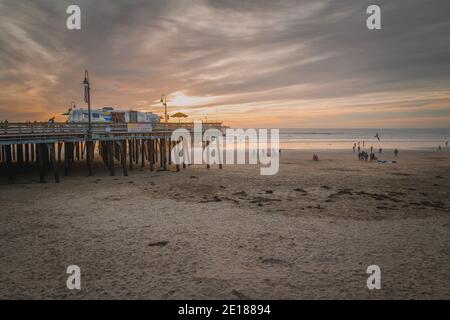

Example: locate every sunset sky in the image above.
[1,0,449,127]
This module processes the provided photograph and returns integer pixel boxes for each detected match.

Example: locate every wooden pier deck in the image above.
[0,122,225,183]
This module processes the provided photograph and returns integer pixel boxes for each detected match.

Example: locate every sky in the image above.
[0,0,450,128]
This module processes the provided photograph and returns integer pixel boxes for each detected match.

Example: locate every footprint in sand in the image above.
[260,257,292,267]
[231,289,250,300]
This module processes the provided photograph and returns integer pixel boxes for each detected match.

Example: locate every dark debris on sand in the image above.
[148,241,169,247]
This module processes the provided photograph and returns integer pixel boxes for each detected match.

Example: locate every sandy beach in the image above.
[1,148,449,299]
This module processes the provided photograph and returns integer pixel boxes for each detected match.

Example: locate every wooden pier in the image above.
[0,122,224,183]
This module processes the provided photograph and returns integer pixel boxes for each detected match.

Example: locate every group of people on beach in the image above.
[352,135,401,162]
[356,147,399,161]
[353,136,448,161]
[438,141,448,151]
[357,149,385,161]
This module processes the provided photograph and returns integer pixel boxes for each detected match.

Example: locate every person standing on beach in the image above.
[363,140,365,147]
[438,145,442,151]
[394,148,399,157]
[370,146,373,153]
[379,148,382,154]
[353,143,356,153]
[446,141,448,148]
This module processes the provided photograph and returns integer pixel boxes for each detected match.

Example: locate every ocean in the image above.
[278,128,450,150]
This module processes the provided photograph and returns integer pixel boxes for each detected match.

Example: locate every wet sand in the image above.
[1,149,449,299]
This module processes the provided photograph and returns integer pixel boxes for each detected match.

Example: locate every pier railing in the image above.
[0,122,225,144]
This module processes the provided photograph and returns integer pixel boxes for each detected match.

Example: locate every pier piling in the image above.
[121,140,128,176]
[5,144,13,182]
[37,143,46,183]
[49,143,60,183]
[108,141,115,176]
[86,141,93,176]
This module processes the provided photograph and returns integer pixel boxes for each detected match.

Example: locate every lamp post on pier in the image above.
[160,94,169,170]
[83,70,92,138]
[160,94,168,125]
[83,70,93,176]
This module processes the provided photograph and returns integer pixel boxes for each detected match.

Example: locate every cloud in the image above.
[0,0,449,127]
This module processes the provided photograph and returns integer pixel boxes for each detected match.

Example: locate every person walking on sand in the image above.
[394,148,399,157]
